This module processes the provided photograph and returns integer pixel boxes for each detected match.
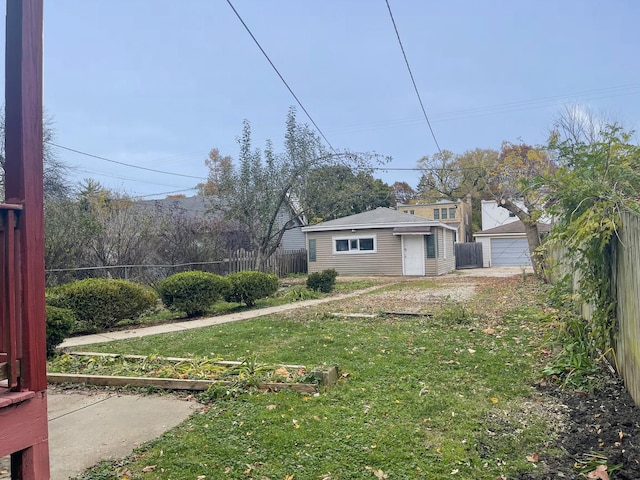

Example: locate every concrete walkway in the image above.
[60,285,385,349]
[0,391,200,480]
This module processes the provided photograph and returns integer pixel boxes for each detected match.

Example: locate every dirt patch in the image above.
[514,373,640,480]
[319,282,478,315]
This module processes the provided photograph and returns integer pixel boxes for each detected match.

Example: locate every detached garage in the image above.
[473,221,550,267]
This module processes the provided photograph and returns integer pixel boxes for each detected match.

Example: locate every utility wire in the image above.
[48,142,206,180]
[134,188,199,198]
[385,0,443,154]
[225,0,337,153]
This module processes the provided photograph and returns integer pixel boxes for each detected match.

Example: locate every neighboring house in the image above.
[473,200,551,267]
[302,207,457,276]
[397,197,472,242]
[137,196,306,252]
[480,199,520,230]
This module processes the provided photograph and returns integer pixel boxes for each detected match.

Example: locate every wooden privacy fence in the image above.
[45,249,308,285]
[455,242,483,269]
[550,210,640,405]
[612,211,640,405]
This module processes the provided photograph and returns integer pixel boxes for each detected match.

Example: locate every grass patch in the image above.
[67,279,555,480]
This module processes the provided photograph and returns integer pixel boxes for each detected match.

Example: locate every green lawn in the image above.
[69,277,556,480]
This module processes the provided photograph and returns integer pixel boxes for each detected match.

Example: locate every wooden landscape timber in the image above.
[47,352,339,394]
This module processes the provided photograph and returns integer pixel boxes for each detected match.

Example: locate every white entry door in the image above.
[402,235,425,276]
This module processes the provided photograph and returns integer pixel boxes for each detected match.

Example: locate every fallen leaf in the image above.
[285,475,295,480]
[468,348,476,354]
[224,467,231,473]
[619,431,624,440]
[365,466,388,479]
[587,464,609,480]
[274,367,290,377]
[266,404,277,410]
[197,476,206,480]
[490,397,500,404]
[526,453,539,462]
[141,465,157,473]
[482,327,496,335]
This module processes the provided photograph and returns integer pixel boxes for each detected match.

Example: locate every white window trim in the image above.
[332,235,377,254]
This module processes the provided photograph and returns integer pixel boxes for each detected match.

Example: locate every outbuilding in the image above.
[302,207,457,276]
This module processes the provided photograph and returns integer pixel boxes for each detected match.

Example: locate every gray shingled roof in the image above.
[135,196,225,218]
[302,207,455,232]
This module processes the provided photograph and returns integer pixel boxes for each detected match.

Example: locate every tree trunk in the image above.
[523,220,545,280]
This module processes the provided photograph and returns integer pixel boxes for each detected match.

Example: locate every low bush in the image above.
[45,305,75,357]
[225,271,279,307]
[306,268,338,293]
[47,278,157,331]
[157,271,231,317]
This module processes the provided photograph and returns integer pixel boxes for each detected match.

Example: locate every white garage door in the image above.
[491,238,531,266]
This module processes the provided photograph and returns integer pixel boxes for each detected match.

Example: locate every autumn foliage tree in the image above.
[485,142,555,278]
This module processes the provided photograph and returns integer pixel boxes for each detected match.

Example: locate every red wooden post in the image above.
[2,0,50,477]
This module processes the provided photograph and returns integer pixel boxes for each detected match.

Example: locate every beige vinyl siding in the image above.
[438,229,456,274]
[307,228,403,275]
[424,228,456,276]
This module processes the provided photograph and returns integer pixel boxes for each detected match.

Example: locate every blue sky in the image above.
[3,1,639,197]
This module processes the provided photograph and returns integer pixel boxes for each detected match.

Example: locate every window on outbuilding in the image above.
[333,236,377,254]
[426,233,437,258]
[335,239,349,252]
[308,238,317,262]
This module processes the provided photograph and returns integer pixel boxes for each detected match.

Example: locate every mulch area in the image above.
[516,372,640,480]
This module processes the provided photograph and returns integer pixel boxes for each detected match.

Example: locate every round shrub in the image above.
[47,278,157,331]
[306,268,338,293]
[225,271,279,307]
[158,271,231,317]
[45,305,75,357]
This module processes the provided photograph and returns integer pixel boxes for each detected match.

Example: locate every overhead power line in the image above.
[225,0,337,153]
[385,0,443,154]
[48,142,207,180]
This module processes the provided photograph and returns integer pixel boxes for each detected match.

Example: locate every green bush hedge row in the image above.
[44,270,283,348]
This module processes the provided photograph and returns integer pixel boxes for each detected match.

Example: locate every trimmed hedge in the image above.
[47,278,157,331]
[225,271,279,307]
[306,268,338,293]
[45,305,75,357]
[157,271,231,317]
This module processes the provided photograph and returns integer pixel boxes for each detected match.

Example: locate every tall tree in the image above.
[212,107,379,270]
[390,181,416,206]
[485,142,554,278]
[416,148,498,231]
[196,148,233,196]
[303,165,392,222]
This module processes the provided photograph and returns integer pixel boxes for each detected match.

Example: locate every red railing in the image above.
[0,203,23,391]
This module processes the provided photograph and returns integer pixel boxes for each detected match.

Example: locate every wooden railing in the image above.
[0,203,23,390]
